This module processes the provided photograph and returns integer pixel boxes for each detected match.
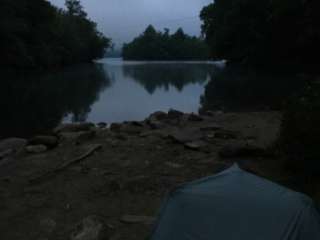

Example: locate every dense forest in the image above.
[0,0,110,69]
[200,0,320,71]
[200,0,320,174]
[122,25,210,60]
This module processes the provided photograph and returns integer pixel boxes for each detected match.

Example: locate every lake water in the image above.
[1,58,222,138]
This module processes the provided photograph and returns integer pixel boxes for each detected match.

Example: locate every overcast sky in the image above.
[48,0,212,48]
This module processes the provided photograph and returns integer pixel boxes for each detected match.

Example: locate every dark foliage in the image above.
[280,81,320,174]
[0,64,110,138]
[0,0,110,69]
[200,0,320,70]
[122,25,210,60]
[200,67,305,112]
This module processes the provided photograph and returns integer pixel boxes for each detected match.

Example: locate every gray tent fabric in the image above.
[151,164,320,240]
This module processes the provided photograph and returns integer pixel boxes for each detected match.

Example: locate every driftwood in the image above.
[29,144,102,184]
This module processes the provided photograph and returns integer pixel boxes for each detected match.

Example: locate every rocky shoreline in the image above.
[0,110,284,240]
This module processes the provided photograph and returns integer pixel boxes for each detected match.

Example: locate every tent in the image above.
[151,164,320,240]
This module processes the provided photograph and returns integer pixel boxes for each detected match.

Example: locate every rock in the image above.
[168,129,204,144]
[28,136,58,148]
[0,138,27,153]
[121,124,143,134]
[219,143,267,158]
[71,216,110,240]
[120,215,155,225]
[148,120,166,130]
[148,111,167,121]
[0,149,14,160]
[165,162,184,169]
[59,131,95,143]
[97,122,107,128]
[167,109,184,119]
[40,218,57,234]
[200,124,222,131]
[130,121,145,127]
[54,123,94,133]
[214,130,239,139]
[184,140,208,151]
[188,113,204,122]
[26,145,47,154]
[110,123,122,132]
[201,110,216,116]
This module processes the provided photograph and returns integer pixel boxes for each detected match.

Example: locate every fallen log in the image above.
[29,144,102,184]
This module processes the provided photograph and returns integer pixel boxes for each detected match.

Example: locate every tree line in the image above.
[0,0,110,69]
[200,0,320,71]
[122,25,210,60]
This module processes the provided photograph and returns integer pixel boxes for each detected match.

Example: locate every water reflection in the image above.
[200,67,305,112]
[0,64,110,138]
[122,64,211,94]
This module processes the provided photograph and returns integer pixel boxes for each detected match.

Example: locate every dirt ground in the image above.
[0,110,303,240]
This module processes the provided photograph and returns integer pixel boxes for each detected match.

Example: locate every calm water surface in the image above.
[63,58,216,123]
[1,58,221,138]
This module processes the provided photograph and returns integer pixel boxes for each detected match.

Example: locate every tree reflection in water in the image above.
[122,63,213,94]
[200,67,305,113]
[0,64,110,138]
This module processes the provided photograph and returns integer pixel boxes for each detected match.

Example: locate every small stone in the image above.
[165,162,184,169]
[214,130,239,139]
[167,109,184,119]
[184,140,208,151]
[120,215,155,225]
[28,136,58,148]
[26,145,47,154]
[71,216,110,240]
[168,129,204,144]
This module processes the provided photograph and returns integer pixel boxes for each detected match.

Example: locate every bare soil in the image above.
[0,111,300,240]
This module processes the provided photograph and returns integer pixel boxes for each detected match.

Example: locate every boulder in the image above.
[110,123,122,132]
[130,121,145,127]
[28,136,58,148]
[71,216,110,240]
[26,145,48,154]
[0,149,13,160]
[188,113,204,122]
[148,120,166,130]
[0,138,27,153]
[120,215,155,225]
[97,122,107,129]
[59,131,95,143]
[54,123,94,133]
[167,109,184,119]
[148,111,167,121]
[168,129,204,144]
